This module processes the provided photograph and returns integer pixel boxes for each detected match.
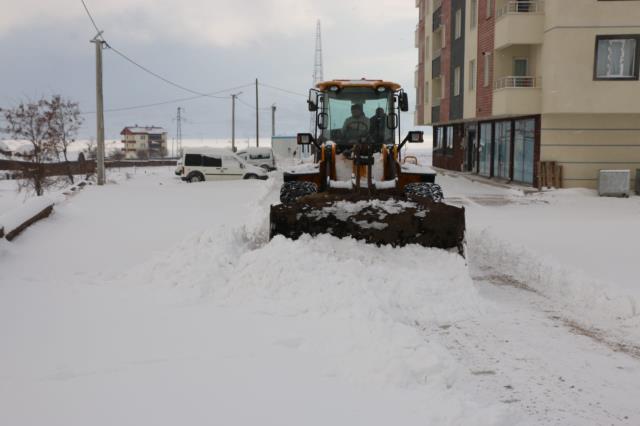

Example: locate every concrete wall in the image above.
[541,113,640,190]
[542,0,640,114]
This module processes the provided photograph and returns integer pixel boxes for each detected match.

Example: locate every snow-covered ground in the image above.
[1,153,639,425]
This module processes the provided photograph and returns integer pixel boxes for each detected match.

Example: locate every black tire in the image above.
[280,181,318,204]
[404,182,444,203]
[244,174,259,180]
[187,172,205,183]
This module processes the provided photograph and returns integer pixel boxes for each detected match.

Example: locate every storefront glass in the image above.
[494,121,511,179]
[514,118,535,184]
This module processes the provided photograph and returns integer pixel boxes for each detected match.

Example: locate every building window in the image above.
[594,35,640,80]
[483,52,492,87]
[493,121,511,180]
[446,126,454,149]
[486,0,493,18]
[455,9,462,39]
[514,118,536,184]
[454,66,461,96]
[470,0,477,28]
[435,127,444,150]
[469,59,476,90]
[479,122,492,177]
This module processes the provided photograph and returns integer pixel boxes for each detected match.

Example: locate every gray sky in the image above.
[0,0,422,141]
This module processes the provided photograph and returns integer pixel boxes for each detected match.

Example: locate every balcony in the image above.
[432,56,441,78]
[431,105,441,124]
[494,1,544,50]
[493,76,542,116]
[432,6,442,32]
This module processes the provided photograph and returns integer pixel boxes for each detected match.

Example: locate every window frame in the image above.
[469,59,476,91]
[454,66,461,96]
[483,52,492,87]
[593,34,640,81]
[455,9,462,40]
[470,0,477,29]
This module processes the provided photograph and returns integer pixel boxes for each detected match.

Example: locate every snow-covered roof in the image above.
[0,140,9,152]
[121,126,167,135]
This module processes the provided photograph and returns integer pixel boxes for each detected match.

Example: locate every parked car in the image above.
[236,147,276,171]
[179,148,268,183]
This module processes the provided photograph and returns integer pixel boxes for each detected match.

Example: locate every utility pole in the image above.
[231,93,242,152]
[271,104,277,137]
[91,33,106,185]
[255,78,260,147]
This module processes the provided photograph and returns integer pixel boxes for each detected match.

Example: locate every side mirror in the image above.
[386,113,398,130]
[318,112,328,130]
[399,92,409,112]
[405,131,424,143]
[297,133,315,145]
[307,100,317,112]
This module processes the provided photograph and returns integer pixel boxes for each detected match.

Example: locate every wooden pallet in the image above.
[538,161,563,189]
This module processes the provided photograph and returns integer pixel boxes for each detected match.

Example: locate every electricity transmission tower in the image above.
[311,20,324,133]
[175,107,183,157]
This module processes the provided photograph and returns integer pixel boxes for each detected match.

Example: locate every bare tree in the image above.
[48,96,83,184]
[0,99,57,195]
[109,148,126,161]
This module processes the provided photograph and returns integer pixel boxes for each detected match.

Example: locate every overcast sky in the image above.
[0,0,422,141]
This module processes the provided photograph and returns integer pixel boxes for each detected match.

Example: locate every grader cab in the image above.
[269,79,466,255]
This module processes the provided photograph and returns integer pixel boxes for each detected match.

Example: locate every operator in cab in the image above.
[369,107,388,144]
[341,103,369,142]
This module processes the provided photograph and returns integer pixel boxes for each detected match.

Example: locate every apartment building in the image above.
[120,126,168,159]
[415,0,640,189]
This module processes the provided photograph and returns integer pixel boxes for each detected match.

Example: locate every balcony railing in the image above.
[497,0,544,18]
[494,76,541,89]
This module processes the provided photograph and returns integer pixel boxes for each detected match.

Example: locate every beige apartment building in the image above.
[415,0,640,189]
[120,126,168,160]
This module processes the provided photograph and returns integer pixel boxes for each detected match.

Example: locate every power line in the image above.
[81,0,235,101]
[107,45,230,99]
[259,82,307,98]
[81,0,101,35]
[81,83,254,115]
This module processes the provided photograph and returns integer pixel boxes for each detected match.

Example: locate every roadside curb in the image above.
[432,167,539,194]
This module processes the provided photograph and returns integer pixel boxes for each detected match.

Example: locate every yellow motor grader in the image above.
[269,79,466,254]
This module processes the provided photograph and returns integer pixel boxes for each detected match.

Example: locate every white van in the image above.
[236,147,276,171]
[179,148,268,183]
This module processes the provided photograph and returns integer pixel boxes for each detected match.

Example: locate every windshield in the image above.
[321,87,394,146]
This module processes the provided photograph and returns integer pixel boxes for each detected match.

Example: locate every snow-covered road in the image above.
[1,165,639,425]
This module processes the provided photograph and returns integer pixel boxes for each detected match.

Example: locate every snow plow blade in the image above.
[269,192,466,256]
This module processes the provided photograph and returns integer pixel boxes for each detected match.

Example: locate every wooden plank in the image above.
[5,205,54,242]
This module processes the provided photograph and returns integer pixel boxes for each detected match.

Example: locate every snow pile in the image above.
[0,193,62,236]
[120,226,482,390]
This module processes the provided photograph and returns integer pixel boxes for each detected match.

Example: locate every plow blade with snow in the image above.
[269,192,466,256]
